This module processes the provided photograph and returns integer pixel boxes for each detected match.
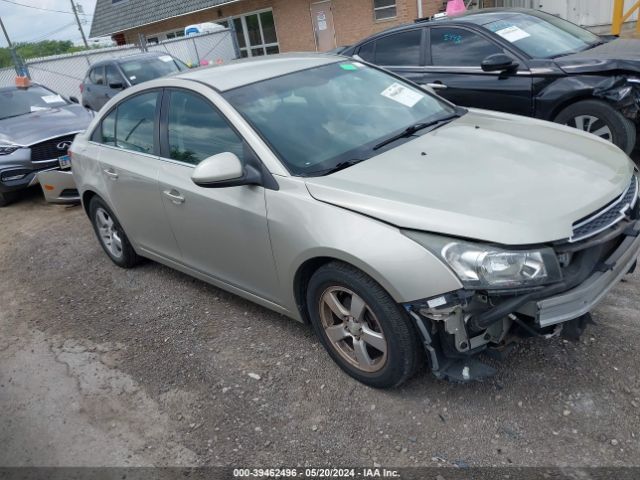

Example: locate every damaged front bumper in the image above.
[405,219,640,383]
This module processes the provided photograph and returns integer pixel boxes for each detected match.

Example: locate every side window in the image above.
[105,64,123,87]
[89,66,105,85]
[357,41,375,62]
[374,30,422,66]
[100,109,117,145]
[115,92,159,153]
[430,28,502,67]
[166,90,244,165]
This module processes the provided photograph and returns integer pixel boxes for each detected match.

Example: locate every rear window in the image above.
[119,56,187,85]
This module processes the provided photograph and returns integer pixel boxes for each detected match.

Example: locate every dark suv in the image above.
[81,52,188,111]
[342,8,640,154]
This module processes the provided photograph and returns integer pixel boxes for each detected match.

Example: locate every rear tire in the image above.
[554,99,636,155]
[0,191,15,207]
[89,196,141,268]
[306,261,422,388]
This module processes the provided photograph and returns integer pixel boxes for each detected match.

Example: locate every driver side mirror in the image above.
[481,53,519,73]
[69,96,79,104]
[191,152,262,188]
[109,82,125,90]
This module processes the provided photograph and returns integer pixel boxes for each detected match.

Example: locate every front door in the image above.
[157,89,280,302]
[96,90,181,261]
[422,26,533,117]
[311,1,336,52]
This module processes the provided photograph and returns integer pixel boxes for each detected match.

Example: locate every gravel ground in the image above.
[1,168,640,468]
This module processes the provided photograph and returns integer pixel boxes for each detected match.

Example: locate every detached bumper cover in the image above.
[519,222,640,327]
[37,169,80,204]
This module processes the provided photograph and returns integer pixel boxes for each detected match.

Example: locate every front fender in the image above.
[266,177,463,320]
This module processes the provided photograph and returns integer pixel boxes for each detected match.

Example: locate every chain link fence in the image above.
[0,29,238,100]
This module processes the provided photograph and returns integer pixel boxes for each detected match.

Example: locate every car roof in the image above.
[175,53,343,92]
[90,52,170,67]
[350,8,544,44]
[0,83,47,93]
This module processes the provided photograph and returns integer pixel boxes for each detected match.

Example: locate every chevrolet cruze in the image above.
[70,54,640,387]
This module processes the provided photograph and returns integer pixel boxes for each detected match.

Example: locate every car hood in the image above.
[555,39,640,74]
[0,104,93,146]
[304,109,634,245]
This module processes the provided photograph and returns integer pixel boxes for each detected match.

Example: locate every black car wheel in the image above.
[306,261,423,388]
[0,191,16,207]
[89,196,141,268]
[555,100,637,155]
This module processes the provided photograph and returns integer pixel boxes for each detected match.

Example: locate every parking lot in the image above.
[1,155,640,468]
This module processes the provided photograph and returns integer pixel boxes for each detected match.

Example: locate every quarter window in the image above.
[374,30,422,66]
[167,90,244,165]
[430,28,502,67]
[374,0,396,20]
[100,109,116,145]
[89,66,105,85]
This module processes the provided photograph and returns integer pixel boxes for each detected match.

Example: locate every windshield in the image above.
[484,12,602,59]
[0,86,68,121]
[223,61,456,176]
[120,56,187,85]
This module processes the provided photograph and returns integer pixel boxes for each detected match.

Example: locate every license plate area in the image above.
[58,154,71,169]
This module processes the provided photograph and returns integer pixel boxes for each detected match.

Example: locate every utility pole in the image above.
[70,1,89,48]
[0,15,29,78]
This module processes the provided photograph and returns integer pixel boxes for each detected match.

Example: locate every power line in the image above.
[15,20,77,43]
[0,0,90,15]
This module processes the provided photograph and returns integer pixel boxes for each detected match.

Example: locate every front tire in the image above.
[89,196,140,268]
[306,261,422,388]
[554,99,636,155]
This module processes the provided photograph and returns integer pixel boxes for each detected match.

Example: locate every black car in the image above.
[81,52,188,111]
[342,8,640,154]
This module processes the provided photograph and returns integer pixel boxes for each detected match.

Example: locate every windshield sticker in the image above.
[380,83,423,108]
[340,63,358,71]
[495,25,530,43]
[41,94,64,104]
[129,75,137,81]
[158,55,174,62]
[443,32,463,44]
[30,106,49,112]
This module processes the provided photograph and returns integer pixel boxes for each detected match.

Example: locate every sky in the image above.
[0,0,98,46]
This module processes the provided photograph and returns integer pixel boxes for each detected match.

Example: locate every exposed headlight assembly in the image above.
[403,231,562,289]
[0,145,20,156]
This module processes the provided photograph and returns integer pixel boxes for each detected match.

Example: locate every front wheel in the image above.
[554,99,637,155]
[306,261,422,388]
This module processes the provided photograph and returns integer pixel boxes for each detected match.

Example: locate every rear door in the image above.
[94,89,181,260]
[83,65,108,111]
[421,26,533,116]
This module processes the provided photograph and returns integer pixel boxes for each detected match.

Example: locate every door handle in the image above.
[163,189,185,205]
[423,82,448,90]
[103,168,118,180]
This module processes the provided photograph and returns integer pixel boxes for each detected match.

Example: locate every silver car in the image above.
[71,54,640,387]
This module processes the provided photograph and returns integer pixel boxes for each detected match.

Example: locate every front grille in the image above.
[30,135,76,162]
[570,175,639,243]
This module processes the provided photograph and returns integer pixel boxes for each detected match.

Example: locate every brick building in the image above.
[90,0,443,56]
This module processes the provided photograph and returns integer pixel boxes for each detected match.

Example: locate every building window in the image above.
[374,0,397,20]
[223,9,280,58]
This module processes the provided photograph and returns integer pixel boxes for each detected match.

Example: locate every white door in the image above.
[540,0,637,27]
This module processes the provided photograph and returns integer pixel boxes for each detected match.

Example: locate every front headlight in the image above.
[403,231,562,289]
[0,145,19,156]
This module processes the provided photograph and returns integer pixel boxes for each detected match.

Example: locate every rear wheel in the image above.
[554,99,636,155]
[306,261,422,388]
[89,196,141,268]
[0,191,15,207]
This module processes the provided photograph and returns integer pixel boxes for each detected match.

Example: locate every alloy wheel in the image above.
[567,115,613,141]
[318,286,388,373]
[95,207,124,259]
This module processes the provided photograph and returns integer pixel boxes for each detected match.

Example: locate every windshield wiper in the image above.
[372,113,460,151]
[321,159,366,176]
